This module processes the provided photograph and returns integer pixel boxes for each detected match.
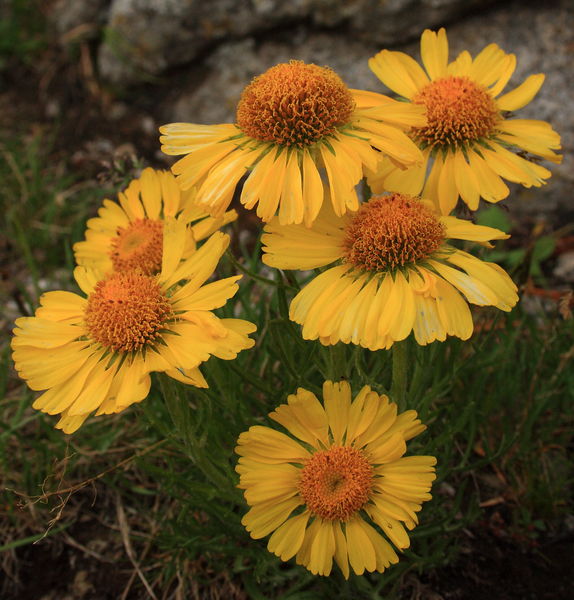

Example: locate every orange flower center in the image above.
[344,194,445,271]
[85,272,172,353]
[236,61,355,147]
[298,446,373,521]
[411,75,499,149]
[110,218,163,275]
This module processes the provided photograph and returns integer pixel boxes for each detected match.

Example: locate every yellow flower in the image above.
[12,230,256,433]
[73,167,237,275]
[367,28,561,214]
[262,193,518,349]
[236,380,436,578]
[160,60,425,226]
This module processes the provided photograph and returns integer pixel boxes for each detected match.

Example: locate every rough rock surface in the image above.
[49,0,573,219]
[157,0,573,219]
[51,0,111,36]
[96,0,496,84]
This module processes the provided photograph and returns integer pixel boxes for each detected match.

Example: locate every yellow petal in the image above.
[467,149,509,203]
[196,147,261,217]
[332,521,350,579]
[447,50,472,76]
[35,291,86,323]
[429,259,499,306]
[12,318,82,349]
[267,512,310,561]
[302,148,324,227]
[161,231,229,291]
[358,517,399,571]
[171,276,241,311]
[366,432,407,464]
[421,28,448,80]
[468,43,509,87]
[497,118,561,162]
[278,150,304,225]
[437,152,459,215]
[236,425,310,463]
[481,143,551,187]
[367,508,411,550]
[489,53,516,97]
[441,215,508,242]
[255,149,289,222]
[159,122,238,154]
[453,151,480,211]
[55,411,90,434]
[434,278,473,340]
[320,143,357,217]
[308,520,335,576]
[345,517,376,575]
[270,388,329,448]
[369,50,428,99]
[497,73,545,111]
[158,169,182,217]
[242,496,301,539]
[73,266,100,295]
[139,167,162,219]
[323,380,351,446]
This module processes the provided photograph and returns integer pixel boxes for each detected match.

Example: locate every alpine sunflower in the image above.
[367,28,561,214]
[236,380,436,577]
[73,167,237,275]
[262,192,518,348]
[160,60,425,226]
[12,229,255,433]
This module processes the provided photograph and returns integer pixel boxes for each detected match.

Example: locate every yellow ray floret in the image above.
[12,231,256,433]
[262,193,518,349]
[367,28,561,214]
[236,380,436,578]
[74,167,237,275]
[160,60,426,226]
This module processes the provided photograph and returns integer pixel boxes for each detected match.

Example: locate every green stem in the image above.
[390,341,409,411]
[158,375,231,492]
[326,343,348,381]
[225,249,297,290]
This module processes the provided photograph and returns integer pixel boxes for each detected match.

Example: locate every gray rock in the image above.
[51,0,110,36]
[97,0,498,84]
[161,0,573,220]
[166,32,380,125]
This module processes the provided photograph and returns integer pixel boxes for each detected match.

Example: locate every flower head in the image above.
[12,229,256,433]
[160,60,425,226]
[236,62,355,147]
[262,193,518,349]
[73,167,237,275]
[236,380,436,577]
[367,28,561,214]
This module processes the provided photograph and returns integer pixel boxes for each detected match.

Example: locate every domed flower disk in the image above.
[12,229,256,433]
[262,193,518,349]
[236,380,437,577]
[73,167,237,276]
[367,28,561,214]
[160,60,425,226]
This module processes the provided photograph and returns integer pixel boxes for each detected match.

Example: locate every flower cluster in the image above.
[13,168,255,433]
[12,27,560,580]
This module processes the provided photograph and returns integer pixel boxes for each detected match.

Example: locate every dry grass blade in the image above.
[116,492,158,600]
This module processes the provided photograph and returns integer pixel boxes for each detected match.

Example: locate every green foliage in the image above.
[476,204,512,233]
[0,133,111,309]
[476,204,557,282]
[2,174,573,598]
[0,0,47,70]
